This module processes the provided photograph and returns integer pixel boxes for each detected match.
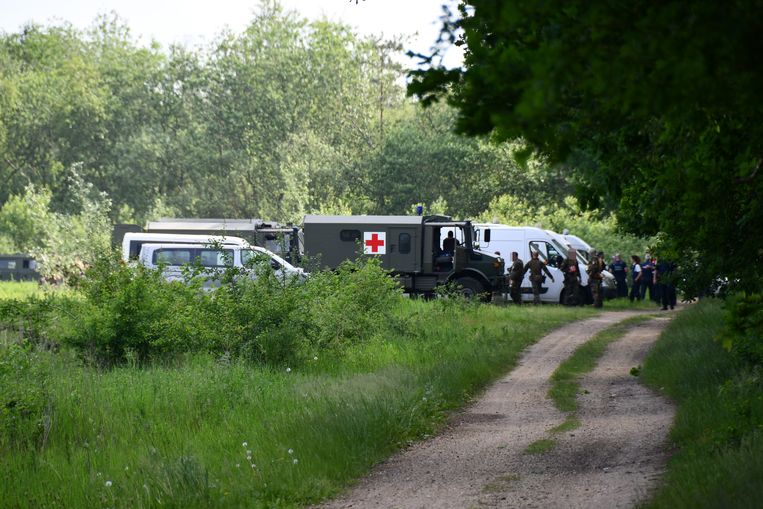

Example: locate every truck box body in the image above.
[112,219,302,264]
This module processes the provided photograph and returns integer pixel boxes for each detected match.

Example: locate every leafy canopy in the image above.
[408,1,763,294]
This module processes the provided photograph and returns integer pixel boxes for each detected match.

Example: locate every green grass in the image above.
[602,297,663,311]
[548,314,654,412]
[549,416,581,434]
[524,438,555,454]
[0,300,595,508]
[641,300,763,509]
[0,281,42,300]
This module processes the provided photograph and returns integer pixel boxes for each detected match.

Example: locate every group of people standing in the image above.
[506,249,607,307]
[505,249,677,310]
[622,254,677,310]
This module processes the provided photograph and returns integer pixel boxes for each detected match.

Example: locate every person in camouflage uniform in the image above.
[587,250,606,308]
[559,247,582,306]
[508,251,524,304]
[523,250,554,305]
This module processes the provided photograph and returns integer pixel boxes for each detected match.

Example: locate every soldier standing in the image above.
[508,251,524,304]
[523,250,554,305]
[560,248,582,306]
[587,250,606,308]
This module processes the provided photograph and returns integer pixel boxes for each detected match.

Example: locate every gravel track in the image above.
[320,310,675,509]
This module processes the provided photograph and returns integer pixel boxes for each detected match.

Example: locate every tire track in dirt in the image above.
[477,316,674,508]
[321,310,671,509]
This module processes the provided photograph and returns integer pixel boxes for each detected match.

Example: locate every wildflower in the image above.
[313,356,318,361]
[287,448,294,455]
[96,472,102,477]
[235,463,240,468]
[242,441,248,448]
[251,463,256,469]
[292,458,299,465]
[286,367,291,373]
[105,480,112,487]
[124,466,129,471]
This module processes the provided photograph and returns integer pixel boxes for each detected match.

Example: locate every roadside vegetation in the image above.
[0,262,596,508]
[641,298,763,508]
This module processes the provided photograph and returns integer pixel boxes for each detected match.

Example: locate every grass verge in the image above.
[548,314,654,413]
[641,299,763,509]
[0,281,42,300]
[0,300,595,508]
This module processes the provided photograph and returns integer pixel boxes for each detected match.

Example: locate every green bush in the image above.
[52,253,403,368]
[719,292,763,366]
[0,342,50,451]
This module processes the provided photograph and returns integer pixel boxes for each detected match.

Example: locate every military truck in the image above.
[303,215,505,298]
[113,218,302,264]
[0,254,39,281]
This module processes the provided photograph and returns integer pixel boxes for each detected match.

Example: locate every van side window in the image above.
[154,249,192,266]
[340,229,361,242]
[399,233,411,254]
[198,249,234,267]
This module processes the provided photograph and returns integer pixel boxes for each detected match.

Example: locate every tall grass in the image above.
[0,281,42,300]
[641,300,763,509]
[0,301,595,508]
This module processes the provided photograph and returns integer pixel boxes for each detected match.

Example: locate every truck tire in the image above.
[455,276,488,301]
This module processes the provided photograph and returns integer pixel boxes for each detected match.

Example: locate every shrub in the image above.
[55,252,404,368]
[719,293,763,366]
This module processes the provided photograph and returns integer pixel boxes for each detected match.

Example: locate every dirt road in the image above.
[321,311,675,509]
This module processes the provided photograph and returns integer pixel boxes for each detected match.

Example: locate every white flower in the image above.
[242,441,248,448]
[313,356,318,361]
[96,472,102,477]
[105,480,112,487]
[292,458,299,465]
[251,463,256,469]
[286,367,291,373]
[287,448,294,455]
[124,466,129,471]
[236,463,240,468]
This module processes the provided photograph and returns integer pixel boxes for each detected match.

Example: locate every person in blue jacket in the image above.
[608,254,628,298]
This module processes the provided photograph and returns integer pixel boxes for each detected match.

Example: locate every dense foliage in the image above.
[0,0,651,275]
[642,300,763,508]
[1,254,402,368]
[409,1,763,295]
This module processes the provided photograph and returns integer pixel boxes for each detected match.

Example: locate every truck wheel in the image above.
[455,276,488,301]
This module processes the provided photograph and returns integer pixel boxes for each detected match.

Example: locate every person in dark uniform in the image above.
[629,255,642,301]
[655,259,677,310]
[608,254,628,298]
[587,250,606,308]
[559,247,582,306]
[508,251,524,304]
[442,231,458,254]
[523,250,554,305]
[640,254,655,301]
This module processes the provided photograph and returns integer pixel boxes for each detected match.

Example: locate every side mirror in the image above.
[484,229,491,243]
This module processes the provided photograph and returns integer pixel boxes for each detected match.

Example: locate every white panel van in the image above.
[474,224,571,303]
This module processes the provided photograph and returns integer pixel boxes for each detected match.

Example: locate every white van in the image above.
[474,224,573,303]
[545,230,617,298]
[561,232,593,263]
[122,233,249,261]
[122,233,304,288]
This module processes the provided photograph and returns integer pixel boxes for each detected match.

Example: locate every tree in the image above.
[408,1,763,294]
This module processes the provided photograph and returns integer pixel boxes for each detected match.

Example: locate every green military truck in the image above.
[303,214,505,298]
[113,218,302,264]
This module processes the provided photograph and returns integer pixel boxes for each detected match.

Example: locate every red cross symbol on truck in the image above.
[365,233,385,253]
